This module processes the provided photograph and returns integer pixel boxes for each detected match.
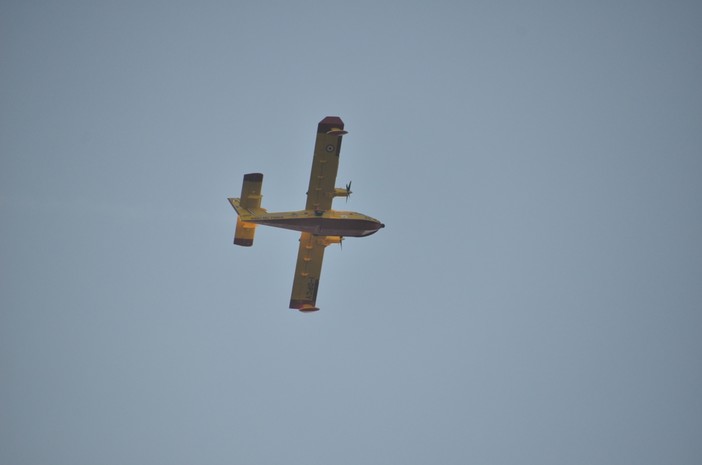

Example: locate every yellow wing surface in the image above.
[304,117,347,212]
[289,233,328,312]
[291,117,348,310]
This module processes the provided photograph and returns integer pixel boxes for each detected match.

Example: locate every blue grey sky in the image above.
[2,1,701,464]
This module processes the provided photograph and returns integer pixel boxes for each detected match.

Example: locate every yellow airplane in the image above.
[228,116,385,312]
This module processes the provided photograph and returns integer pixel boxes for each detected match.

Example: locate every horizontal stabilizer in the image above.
[234,216,256,247]
[239,172,264,211]
[230,173,265,246]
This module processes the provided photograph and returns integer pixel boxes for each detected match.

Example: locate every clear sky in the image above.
[1,1,701,464]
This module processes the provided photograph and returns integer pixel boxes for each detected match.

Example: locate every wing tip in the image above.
[317,116,344,133]
[290,300,320,312]
[243,172,263,182]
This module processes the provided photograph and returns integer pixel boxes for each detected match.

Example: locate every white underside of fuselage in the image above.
[247,210,384,237]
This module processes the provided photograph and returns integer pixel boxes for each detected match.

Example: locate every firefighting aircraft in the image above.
[228,116,384,312]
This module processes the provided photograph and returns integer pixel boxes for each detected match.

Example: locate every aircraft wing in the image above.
[289,232,327,312]
[304,116,347,212]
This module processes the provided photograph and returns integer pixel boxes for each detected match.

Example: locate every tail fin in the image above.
[228,173,265,247]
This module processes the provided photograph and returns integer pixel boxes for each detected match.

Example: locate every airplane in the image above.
[228,116,385,312]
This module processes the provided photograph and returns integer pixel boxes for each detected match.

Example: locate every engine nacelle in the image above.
[333,187,351,198]
[320,236,343,247]
[332,181,352,199]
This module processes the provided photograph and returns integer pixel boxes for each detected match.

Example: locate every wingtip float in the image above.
[228,116,384,312]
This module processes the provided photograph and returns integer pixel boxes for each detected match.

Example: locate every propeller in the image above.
[345,181,352,202]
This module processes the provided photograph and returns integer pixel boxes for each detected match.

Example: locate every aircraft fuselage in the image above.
[246,210,384,237]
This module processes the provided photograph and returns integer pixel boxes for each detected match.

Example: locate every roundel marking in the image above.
[325,144,335,152]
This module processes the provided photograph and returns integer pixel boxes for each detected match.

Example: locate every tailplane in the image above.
[228,173,266,247]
